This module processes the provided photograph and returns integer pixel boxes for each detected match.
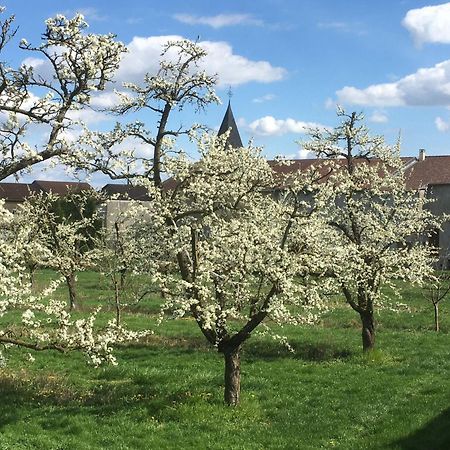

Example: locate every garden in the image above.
[1,271,450,450]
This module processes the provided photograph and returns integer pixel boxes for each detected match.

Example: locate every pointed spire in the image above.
[218,101,243,149]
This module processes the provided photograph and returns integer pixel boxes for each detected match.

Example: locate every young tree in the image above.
[0,200,142,367]
[422,266,450,332]
[303,110,438,351]
[19,191,101,310]
[0,10,125,179]
[93,201,154,325]
[79,39,219,186]
[137,133,329,406]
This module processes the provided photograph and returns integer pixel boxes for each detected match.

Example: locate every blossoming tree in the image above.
[93,201,155,325]
[135,133,329,405]
[79,39,219,186]
[303,110,438,351]
[0,199,146,367]
[0,9,125,179]
[19,191,102,310]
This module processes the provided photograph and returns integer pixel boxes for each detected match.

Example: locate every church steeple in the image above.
[218,101,243,148]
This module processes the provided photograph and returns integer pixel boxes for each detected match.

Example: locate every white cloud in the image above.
[247,116,324,136]
[67,108,109,125]
[336,59,450,107]
[369,110,388,123]
[298,148,312,159]
[402,3,450,45]
[252,94,276,103]
[201,40,286,86]
[16,35,285,130]
[21,57,45,69]
[89,91,123,109]
[115,35,286,87]
[336,83,402,107]
[435,116,450,131]
[173,13,262,28]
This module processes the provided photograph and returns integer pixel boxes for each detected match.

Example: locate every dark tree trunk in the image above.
[114,278,121,326]
[434,303,439,332]
[154,104,172,188]
[360,311,375,351]
[65,273,77,310]
[28,264,36,288]
[223,345,241,406]
[119,269,126,291]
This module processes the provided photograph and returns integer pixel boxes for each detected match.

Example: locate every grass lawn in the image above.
[1,270,450,449]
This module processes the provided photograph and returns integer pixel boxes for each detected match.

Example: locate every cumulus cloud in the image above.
[67,108,109,125]
[402,3,450,45]
[115,35,286,87]
[18,35,285,129]
[247,116,324,136]
[336,59,450,107]
[21,34,285,97]
[89,91,123,109]
[435,116,450,131]
[173,13,262,28]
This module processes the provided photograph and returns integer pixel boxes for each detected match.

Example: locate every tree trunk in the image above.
[223,346,241,406]
[360,311,375,351]
[28,264,36,288]
[434,303,439,332]
[65,273,77,310]
[154,104,172,188]
[114,278,121,326]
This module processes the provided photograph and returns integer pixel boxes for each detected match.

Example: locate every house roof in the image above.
[268,157,416,173]
[404,156,450,189]
[31,180,92,195]
[0,183,34,202]
[267,156,417,187]
[161,177,178,191]
[102,184,151,200]
[0,180,93,202]
[218,101,243,149]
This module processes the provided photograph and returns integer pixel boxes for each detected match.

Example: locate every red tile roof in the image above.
[0,180,93,202]
[102,184,151,200]
[0,183,34,202]
[404,156,450,189]
[31,180,92,195]
[268,157,415,174]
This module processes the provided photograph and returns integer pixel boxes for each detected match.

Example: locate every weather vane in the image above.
[227,86,233,100]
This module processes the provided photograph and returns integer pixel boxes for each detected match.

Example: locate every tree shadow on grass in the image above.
[244,339,352,362]
[125,334,353,363]
[0,337,351,436]
[393,407,450,450]
[0,353,220,433]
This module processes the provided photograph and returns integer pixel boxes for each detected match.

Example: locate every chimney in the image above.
[419,148,426,161]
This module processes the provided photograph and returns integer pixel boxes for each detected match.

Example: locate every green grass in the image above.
[1,270,450,449]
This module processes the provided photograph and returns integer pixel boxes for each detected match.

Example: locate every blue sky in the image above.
[3,0,450,182]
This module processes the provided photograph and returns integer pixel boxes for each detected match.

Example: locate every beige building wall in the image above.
[102,199,152,230]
